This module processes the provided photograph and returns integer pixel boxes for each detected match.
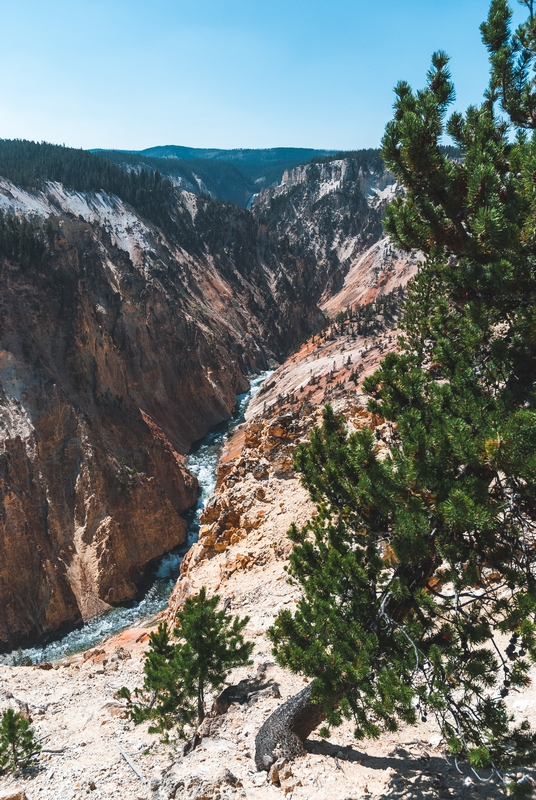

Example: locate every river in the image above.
[1,373,269,665]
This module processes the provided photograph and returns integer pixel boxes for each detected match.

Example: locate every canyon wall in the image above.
[250,158,400,303]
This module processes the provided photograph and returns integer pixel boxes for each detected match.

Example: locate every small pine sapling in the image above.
[0,708,41,774]
[119,622,197,738]
[119,587,253,739]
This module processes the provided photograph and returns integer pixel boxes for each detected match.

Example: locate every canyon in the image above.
[0,149,394,650]
[0,210,434,800]
[3,247,534,800]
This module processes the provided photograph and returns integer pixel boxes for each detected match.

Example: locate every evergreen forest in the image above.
[0,139,177,240]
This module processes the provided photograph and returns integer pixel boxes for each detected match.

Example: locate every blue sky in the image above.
[0,0,526,151]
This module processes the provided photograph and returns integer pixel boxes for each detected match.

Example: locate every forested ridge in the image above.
[98,148,253,207]
[0,211,49,269]
[0,139,257,256]
[0,139,178,240]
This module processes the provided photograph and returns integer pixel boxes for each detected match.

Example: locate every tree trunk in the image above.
[254,683,327,771]
[198,681,205,725]
[255,557,439,771]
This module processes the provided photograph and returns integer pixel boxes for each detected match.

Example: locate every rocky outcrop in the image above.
[166,406,309,621]
[161,766,243,799]
[251,158,400,305]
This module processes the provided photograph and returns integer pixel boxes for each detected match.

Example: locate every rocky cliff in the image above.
[0,176,321,649]
[250,157,399,304]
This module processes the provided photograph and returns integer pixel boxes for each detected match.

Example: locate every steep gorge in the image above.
[0,151,395,650]
[250,156,398,300]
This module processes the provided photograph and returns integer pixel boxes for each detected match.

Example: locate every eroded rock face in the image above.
[166,405,311,621]
[0,243,203,647]
[0,188,313,649]
[196,411,302,553]
[251,159,398,304]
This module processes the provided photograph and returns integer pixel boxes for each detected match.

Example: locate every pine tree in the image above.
[0,709,41,774]
[259,0,536,785]
[120,587,253,739]
[119,622,197,738]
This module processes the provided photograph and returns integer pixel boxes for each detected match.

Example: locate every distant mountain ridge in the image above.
[93,144,336,165]
[92,145,339,207]
[138,145,335,163]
